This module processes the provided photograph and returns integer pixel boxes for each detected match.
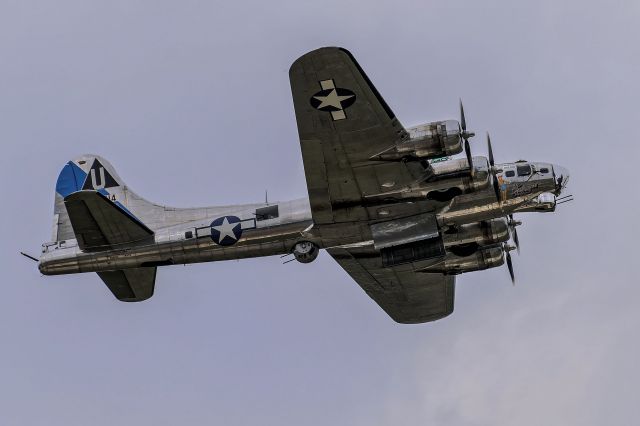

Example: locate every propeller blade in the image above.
[459,99,475,176]
[555,175,564,194]
[485,132,500,200]
[508,214,521,254]
[506,250,515,285]
[493,176,501,201]
[487,133,495,167]
[512,227,520,254]
[465,138,473,171]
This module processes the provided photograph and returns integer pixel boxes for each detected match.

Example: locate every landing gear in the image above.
[292,241,319,264]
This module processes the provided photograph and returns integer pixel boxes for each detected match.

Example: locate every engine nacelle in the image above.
[443,219,510,253]
[363,156,490,206]
[292,241,319,263]
[370,120,463,161]
[420,245,505,275]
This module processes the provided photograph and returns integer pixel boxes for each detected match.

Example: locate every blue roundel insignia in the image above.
[210,216,242,246]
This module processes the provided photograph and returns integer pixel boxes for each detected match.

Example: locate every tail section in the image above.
[53,154,161,242]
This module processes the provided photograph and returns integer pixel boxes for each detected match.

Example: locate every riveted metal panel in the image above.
[370,213,439,250]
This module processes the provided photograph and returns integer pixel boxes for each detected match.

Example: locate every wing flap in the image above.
[328,246,455,324]
[64,190,154,251]
[97,267,156,302]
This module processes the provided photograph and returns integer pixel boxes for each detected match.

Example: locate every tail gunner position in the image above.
[33,47,571,323]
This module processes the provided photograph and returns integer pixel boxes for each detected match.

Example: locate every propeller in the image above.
[487,133,496,165]
[484,132,523,261]
[502,243,516,285]
[459,100,475,174]
[507,214,522,254]
[487,133,502,201]
[486,134,523,255]
[555,174,564,195]
[486,134,519,283]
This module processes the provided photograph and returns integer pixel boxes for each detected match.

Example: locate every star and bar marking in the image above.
[210,216,243,246]
[309,79,356,121]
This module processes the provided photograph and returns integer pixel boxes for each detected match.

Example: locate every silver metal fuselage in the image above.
[38,158,568,276]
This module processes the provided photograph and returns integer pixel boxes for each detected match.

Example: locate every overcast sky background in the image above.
[1,1,638,424]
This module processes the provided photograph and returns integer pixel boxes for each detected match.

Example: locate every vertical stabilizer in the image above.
[53,155,163,242]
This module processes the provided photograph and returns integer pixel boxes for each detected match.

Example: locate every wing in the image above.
[327,246,455,324]
[289,47,432,224]
[64,190,154,251]
[97,267,156,302]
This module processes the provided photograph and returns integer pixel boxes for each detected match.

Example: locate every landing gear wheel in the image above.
[292,241,319,264]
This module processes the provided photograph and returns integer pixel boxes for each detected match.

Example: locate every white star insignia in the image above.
[313,89,354,110]
[213,217,239,242]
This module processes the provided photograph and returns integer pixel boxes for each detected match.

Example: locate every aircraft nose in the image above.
[553,165,570,192]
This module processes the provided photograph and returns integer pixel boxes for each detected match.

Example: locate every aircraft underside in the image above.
[34,47,571,324]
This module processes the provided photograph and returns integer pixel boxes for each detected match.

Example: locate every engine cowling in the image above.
[363,156,491,206]
[443,219,510,254]
[370,120,463,161]
[420,245,505,274]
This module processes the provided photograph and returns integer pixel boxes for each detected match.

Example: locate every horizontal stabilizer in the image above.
[97,267,156,302]
[64,190,154,251]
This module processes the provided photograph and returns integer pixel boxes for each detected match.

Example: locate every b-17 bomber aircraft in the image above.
[32,47,571,324]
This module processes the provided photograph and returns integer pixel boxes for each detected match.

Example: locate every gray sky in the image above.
[1,1,638,424]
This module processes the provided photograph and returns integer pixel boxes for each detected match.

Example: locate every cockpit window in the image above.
[517,165,531,176]
[505,170,515,178]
